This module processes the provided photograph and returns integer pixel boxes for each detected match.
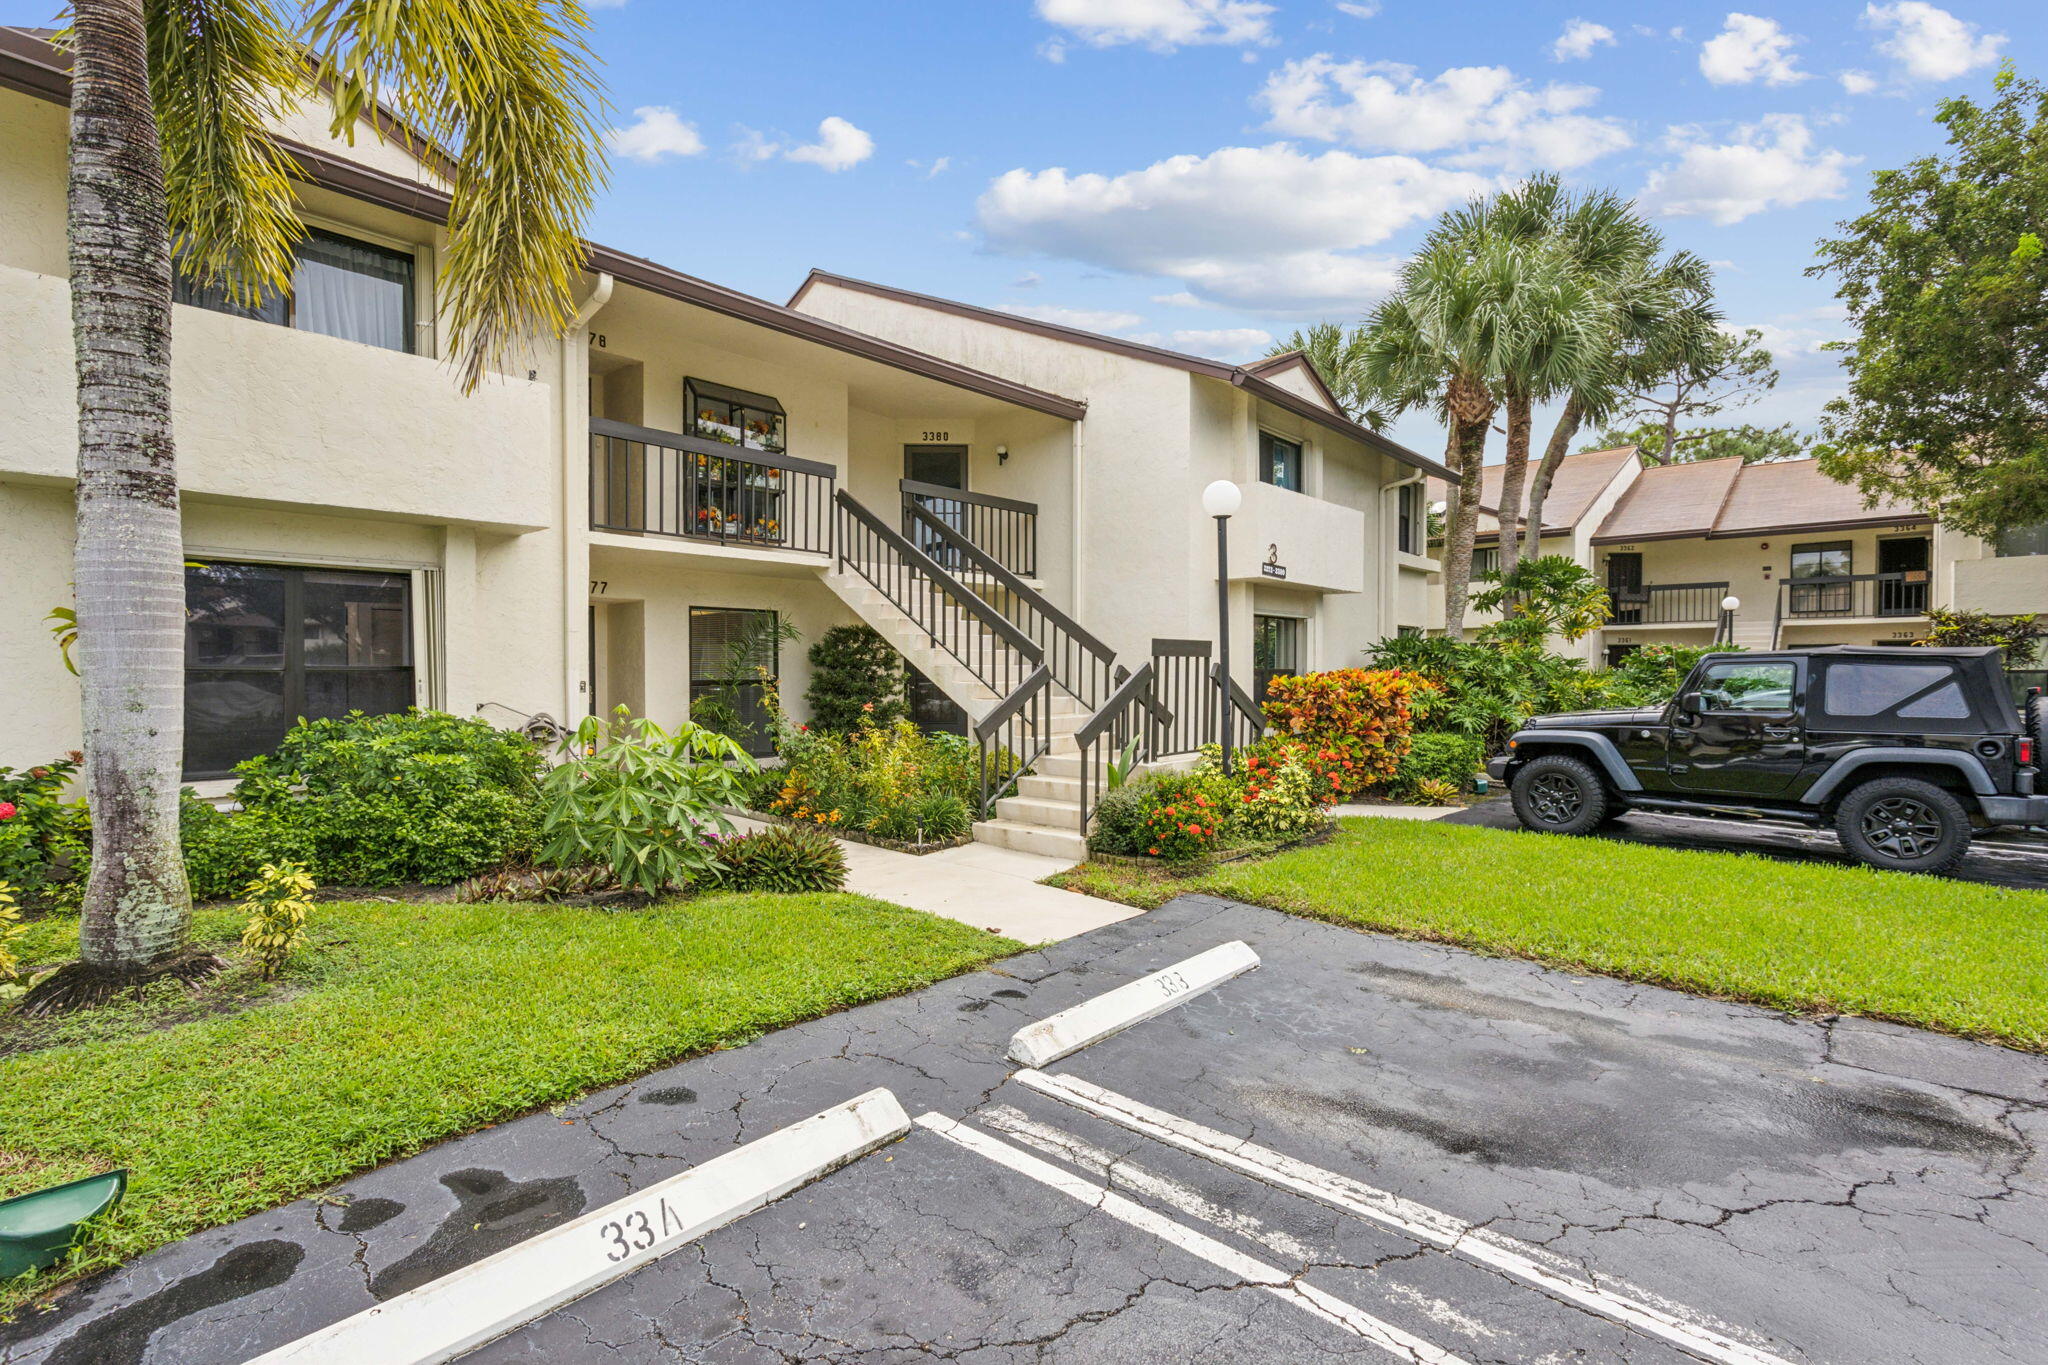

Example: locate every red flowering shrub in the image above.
[1259,669,1423,795]
[1135,773,1233,862]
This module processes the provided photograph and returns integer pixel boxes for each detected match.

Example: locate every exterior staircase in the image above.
[817,558,1097,860]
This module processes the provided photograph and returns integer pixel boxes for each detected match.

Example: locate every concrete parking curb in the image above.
[1006,940,1259,1067]
[245,1088,911,1365]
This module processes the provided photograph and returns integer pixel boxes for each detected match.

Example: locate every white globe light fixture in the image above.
[1202,479,1242,519]
[1716,594,1740,646]
[1721,594,1741,612]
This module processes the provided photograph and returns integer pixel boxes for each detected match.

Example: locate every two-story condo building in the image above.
[0,28,1450,860]
[1428,445,2048,666]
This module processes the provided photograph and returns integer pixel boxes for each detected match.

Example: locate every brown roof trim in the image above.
[790,269,1456,482]
[1242,349,1347,417]
[0,33,1086,424]
[1589,513,1932,546]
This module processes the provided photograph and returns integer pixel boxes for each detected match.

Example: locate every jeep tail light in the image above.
[2021,738,2035,767]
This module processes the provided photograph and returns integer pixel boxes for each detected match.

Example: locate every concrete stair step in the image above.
[1016,773,1081,801]
[972,819,1088,861]
[995,795,1084,831]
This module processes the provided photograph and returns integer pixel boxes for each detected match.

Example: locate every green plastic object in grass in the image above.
[0,1169,126,1278]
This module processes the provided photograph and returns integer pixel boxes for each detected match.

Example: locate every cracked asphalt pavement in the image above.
[2,895,2043,1363]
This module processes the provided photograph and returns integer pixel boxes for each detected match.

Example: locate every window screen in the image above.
[689,607,780,758]
[1253,614,1303,702]
[1259,433,1303,492]
[1823,663,1952,716]
[184,562,413,779]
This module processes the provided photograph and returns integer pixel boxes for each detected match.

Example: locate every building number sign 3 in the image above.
[921,431,951,442]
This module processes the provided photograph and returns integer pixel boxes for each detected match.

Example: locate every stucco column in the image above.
[560,273,613,724]
[438,524,477,712]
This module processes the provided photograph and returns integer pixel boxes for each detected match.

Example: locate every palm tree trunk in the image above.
[1495,390,1533,577]
[1439,416,1489,642]
[69,0,193,969]
[1522,394,1583,562]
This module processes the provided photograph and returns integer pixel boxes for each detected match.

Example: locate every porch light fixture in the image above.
[1203,480,1242,775]
[996,444,1009,465]
[1716,594,1740,646]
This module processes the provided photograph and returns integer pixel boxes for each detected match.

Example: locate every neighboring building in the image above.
[1428,444,2048,664]
[0,29,1451,859]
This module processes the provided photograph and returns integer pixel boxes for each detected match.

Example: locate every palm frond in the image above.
[149,0,308,304]
[303,0,609,389]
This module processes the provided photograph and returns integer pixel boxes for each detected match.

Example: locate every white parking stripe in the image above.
[1006,940,1259,1068]
[978,1104,1319,1263]
[1017,1070,1794,1365]
[251,1090,911,1365]
[915,1112,1464,1365]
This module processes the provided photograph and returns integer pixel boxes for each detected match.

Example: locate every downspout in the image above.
[563,272,614,723]
[1069,418,1086,620]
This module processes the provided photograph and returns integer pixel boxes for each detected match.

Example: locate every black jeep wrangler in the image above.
[1486,646,2048,874]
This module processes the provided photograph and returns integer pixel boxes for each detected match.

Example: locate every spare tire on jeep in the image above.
[1834,776,1972,875]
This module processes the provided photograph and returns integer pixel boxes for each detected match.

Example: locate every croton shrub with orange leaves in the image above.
[1258,668,1428,796]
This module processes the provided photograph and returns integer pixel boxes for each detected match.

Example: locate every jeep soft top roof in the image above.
[1701,646,2002,661]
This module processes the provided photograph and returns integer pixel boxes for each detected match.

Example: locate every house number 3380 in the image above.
[921,430,950,442]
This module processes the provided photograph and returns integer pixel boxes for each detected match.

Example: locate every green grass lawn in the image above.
[1050,817,2048,1051]
[0,894,1019,1311]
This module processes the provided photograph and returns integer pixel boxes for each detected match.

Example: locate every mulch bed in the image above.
[735,808,975,857]
[1087,821,1335,872]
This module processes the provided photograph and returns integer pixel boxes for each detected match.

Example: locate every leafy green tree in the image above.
[1471,555,1612,644]
[1617,327,1778,464]
[48,0,605,1000]
[1586,421,1806,464]
[1810,65,2048,539]
[1265,323,1383,425]
[804,625,910,732]
[1919,607,2045,667]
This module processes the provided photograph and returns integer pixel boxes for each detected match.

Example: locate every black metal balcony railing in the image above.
[590,417,835,555]
[1781,572,1930,620]
[900,479,1038,579]
[1610,581,1729,626]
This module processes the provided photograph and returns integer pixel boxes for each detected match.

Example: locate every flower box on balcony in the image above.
[687,376,786,456]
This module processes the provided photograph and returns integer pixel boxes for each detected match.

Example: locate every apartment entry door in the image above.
[904,444,968,562]
[1606,553,1645,625]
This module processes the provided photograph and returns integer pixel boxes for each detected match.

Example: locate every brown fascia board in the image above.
[1241,348,1348,418]
[0,34,1086,424]
[1590,513,1934,546]
[790,269,1458,483]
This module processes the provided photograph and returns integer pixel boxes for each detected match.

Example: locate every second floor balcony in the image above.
[1610,581,1729,626]
[1778,572,1931,622]
[590,417,838,556]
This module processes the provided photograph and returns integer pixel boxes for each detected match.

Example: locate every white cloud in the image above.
[1641,115,1856,225]
[1014,271,1043,288]
[977,142,1485,313]
[1334,1,1379,16]
[784,116,874,172]
[1259,56,1631,171]
[1034,0,1274,50]
[996,303,1147,333]
[1698,13,1807,86]
[606,106,705,164]
[1152,291,1205,307]
[1862,3,2005,82]
[1838,68,1879,94]
[1732,317,1846,357]
[907,155,952,178]
[733,127,781,162]
[1552,19,1616,62]
[1166,327,1275,357]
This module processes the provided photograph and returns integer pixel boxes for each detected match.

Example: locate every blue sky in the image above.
[7,1,2034,458]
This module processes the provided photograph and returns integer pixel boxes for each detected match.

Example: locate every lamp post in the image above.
[1202,479,1243,775]
[1716,594,1740,646]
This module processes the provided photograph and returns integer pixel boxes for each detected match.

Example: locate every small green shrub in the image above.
[540,709,753,896]
[239,862,314,979]
[1134,771,1235,862]
[1395,732,1486,797]
[1410,777,1463,806]
[1088,777,1158,855]
[180,795,312,902]
[768,720,985,842]
[0,880,24,983]
[1231,747,1323,842]
[229,710,544,887]
[805,625,909,732]
[705,825,849,893]
[1260,669,1423,794]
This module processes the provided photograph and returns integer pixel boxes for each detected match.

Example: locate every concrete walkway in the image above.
[734,817,1140,943]
[1328,801,1462,820]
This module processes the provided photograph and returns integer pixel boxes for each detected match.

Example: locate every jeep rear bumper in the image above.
[1486,756,1512,783]
[1975,795,2048,826]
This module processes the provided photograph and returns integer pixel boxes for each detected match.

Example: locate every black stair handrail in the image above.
[834,491,1044,699]
[903,502,1115,709]
[1073,662,1172,834]
[1213,662,1268,750]
[974,664,1053,817]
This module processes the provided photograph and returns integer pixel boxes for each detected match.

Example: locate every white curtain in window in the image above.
[294,234,411,351]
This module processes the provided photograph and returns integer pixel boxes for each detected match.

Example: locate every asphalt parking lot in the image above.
[5,896,2044,1363]
[1445,797,2048,891]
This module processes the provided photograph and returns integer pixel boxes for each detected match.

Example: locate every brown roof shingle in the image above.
[1707,458,1925,536]
[1592,459,1746,543]
[1427,444,1638,541]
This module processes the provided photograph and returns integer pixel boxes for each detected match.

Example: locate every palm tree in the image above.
[1360,235,1542,640]
[41,0,604,1007]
